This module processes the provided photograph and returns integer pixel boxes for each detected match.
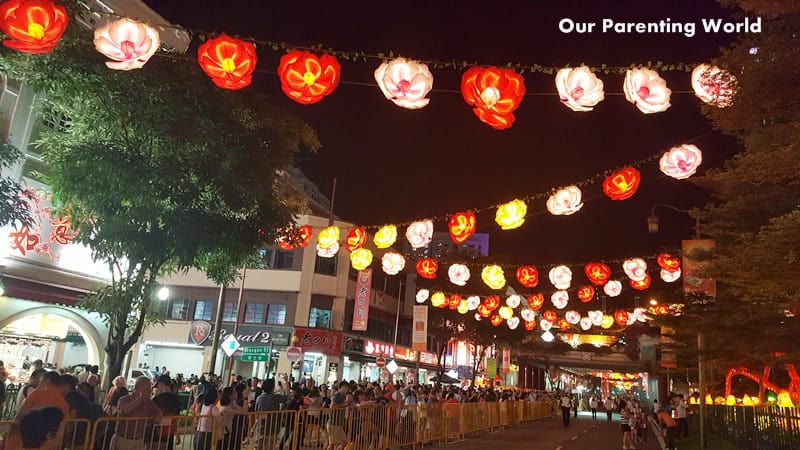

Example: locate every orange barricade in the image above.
[0,418,91,450]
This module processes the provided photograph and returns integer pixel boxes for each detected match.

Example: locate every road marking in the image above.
[571,435,579,440]
[554,447,563,450]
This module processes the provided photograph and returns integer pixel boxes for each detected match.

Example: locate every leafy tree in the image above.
[0,141,32,226]
[0,2,319,385]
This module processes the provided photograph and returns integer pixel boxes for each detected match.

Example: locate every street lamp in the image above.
[647,204,701,239]
[157,286,170,301]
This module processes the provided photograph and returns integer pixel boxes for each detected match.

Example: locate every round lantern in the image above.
[415,258,439,280]
[94,18,160,71]
[481,265,506,290]
[495,199,527,230]
[0,0,68,54]
[373,225,397,248]
[474,313,482,321]
[461,66,526,130]
[603,280,622,297]
[539,319,553,332]
[600,315,615,329]
[542,310,558,323]
[296,225,313,248]
[630,274,651,290]
[405,219,433,249]
[565,311,581,325]
[197,34,257,90]
[556,318,570,330]
[691,64,737,108]
[484,296,501,310]
[524,320,537,331]
[316,242,339,258]
[448,294,461,310]
[466,296,481,311]
[549,265,572,290]
[278,50,340,104]
[345,227,368,252]
[603,167,641,201]
[520,308,535,322]
[430,292,446,308]
[382,252,406,275]
[588,310,603,326]
[416,289,430,304]
[498,306,513,320]
[547,186,584,216]
[490,315,503,327]
[507,316,520,330]
[660,144,703,180]
[448,264,471,286]
[579,317,592,331]
[448,211,476,244]
[527,294,545,311]
[506,294,521,309]
[555,65,605,112]
[350,248,373,271]
[623,68,672,114]
[657,253,681,272]
[550,291,569,310]
[457,300,469,315]
[577,285,595,303]
[516,265,539,288]
[478,304,493,318]
[374,57,433,109]
[584,262,611,286]
[317,226,340,250]
[633,307,648,322]
[661,268,681,283]
[623,258,648,282]
[614,310,630,326]
[626,312,637,326]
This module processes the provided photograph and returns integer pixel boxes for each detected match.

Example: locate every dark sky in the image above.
[146,0,741,265]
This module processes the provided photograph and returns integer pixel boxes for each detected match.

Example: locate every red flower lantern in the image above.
[490,314,503,327]
[197,34,257,90]
[415,258,439,280]
[655,305,669,315]
[602,167,641,201]
[516,265,539,288]
[630,274,651,290]
[448,294,461,310]
[278,50,341,104]
[657,253,681,272]
[527,294,544,311]
[276,225,312,250]
[556,318,570,330]
[584,262,611,286]
[461,66,526,130]
[614,310,629,326]
[577,285,596,303]
[524,320,537,331]
[296,225,313,248]
[448,211,476,244]
[478,304,493,318]
[345,226,367,252]
[484,295,501,311]
[0,0,68,54]
[542,310,558,323]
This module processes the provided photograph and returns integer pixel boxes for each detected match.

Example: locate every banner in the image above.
[486,358,497,378]
[293,327,343,355]
[682,240,716,298]
[352,269,372,331]
[502,348,511,374]
[412,305,428,351]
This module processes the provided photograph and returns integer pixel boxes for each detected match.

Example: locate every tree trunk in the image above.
[471,344,484,387]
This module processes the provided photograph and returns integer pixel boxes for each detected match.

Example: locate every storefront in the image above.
[341,337,441,385]
[292,327,343,387]
[418,351,439,385]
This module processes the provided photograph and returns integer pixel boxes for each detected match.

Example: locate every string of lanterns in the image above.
[0,1,739,130]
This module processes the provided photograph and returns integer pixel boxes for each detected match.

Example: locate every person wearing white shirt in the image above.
[603,397,615,421]
[676,395,689,438]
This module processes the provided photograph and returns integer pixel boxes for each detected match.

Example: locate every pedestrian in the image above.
[590,396,598,419]
[658,409,679,450]
[603,397,614,421]
[17,406,65,450]
[560,392,571,427]
[620,408,633,450]
[151,375,181,450]
[112,376,163,450]
[676,394,689,437]
[572,395,579,418]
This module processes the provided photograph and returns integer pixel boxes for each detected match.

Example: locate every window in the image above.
[222,303,238,322]
[308,307,331,329]
[275,250,294,269]
[250,249,294,270]
[244,304,264,324]
[314,254,338,276]
[168,299,189,320]
[193,300,213,321]
[266,304,286,325]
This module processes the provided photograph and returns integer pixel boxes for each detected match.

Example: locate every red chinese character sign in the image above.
[293,327,343,355]
[352,269,372,331]
[8,186,77,260]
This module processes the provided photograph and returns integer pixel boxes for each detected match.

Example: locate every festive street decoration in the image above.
[565,310,581,325]
[448,211,476,244]
[524,320,536,331]
[602,167,640,201]
[614,310,630,326]
[660,144,703,180]
[555,66,605,112]
[461,66,526,130]
[577,285,595,303]
[457,299,469,314]
[373,225,397,248]
[657,253,681,272]
[601,314,615,329]
[277,225,313,250]
[541,330,555,342]
[197,34,257,90]
[345,226,368,252]
[478,304,493,318]
[93,18,159,70]
[278,50,341,104]
[481,265,506,289]
[507,316,520,330]
[431,291,446,308]
[495,199,527,230]
[448,263,470,286]
[506,294,521,308]
[584,262,612,286]
[542,310,558,323]
[416,289,430,303]
[630,273,652,290]
[556,318,570,330]
[623,68,672,114]
[484,295,500,310]
[527,294,545,311]
[551,291,569,309]
[661,268,681,283]
[317,225,340,249]
[447,294,461,310]
[633,308,648,322]
[547,186,584,216]
[520,308,535,322]
[580,317,592,331]
[374,57,433,109]
[588,310,603,326]
[0,0,67,53]
[498,306,513,320]
[381,251,406,275]
[405,219,433,249]
[691,64,737,108]
[316,241,339,258]
[466,295,481,311]
[548,265,572,290]
[540,319,553,332]
[604,280,622,297]
[490,315,503,326]
[516,265,539,288]
[349,248,373,270]
[415,258,439,279]
[623,258,648,281]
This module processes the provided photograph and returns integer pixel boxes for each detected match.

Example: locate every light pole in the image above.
[647,204,700,239]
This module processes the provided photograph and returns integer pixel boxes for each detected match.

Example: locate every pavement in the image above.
[437,411,664,450]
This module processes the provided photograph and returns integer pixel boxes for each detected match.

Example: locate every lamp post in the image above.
[647,203,706,449]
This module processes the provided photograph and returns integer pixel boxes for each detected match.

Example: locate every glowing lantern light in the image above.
[623,68,672,114]
[565,310,581,325]
[614,310,629,326]
[555,65,605,112]
[448,294,461,310]
[520,308,535,322]
[777,392,794,408]
[634,308,648,322]
[623,258,648,282]
[542,310,558,323]
[540,319,553,332]
[577,286,595,303]
[661,268,681,283]
[498,306,513,320]
[660,144,703,180]
[381,252,406,275]
[430,292,446,308]
[601,315,615,329]
[588,310,603,326]
[373,225,397,248]
[349,248,373,271]
[416,289,430,304]
[490,315,503,327]
[345,226,368,252]
[94,18,159,71]
[461,66,526,130]
[316,241,339,258]
[655,305,669,315]
[507,316,520,330]
[495,199,527,230]
[474,313,482,321]
[726,395,737,406]
[548,265,572,290]
[705,394,713,405]
[317,226,340,250]
[657,253,681,272]
[753,397,761,406]
[448,211,476,244]
[478,304,493,318]
[198,34,257,90]
[603,167,641,201]
[550,291,569,310]
[296,225,313,248]
[691,64,737,108]
[604,280,622,297]
[527,294,545,311]
[627,313,637,326]
[506,294,521,309]
[415,258,438,280]
[278,50,340,104]
[484,296,500,310]
[556,318,570,330]
[0,0,67,54]
[579,317,592,331]
[525,320,536,331]
[742,395,754,406]
[374,57,433,109]
[541,330,555,342]
[405,219,433,249]
[516,265,539,288]
[278,225,314,250]
[630,274,651,290]
[547,186,584,216]
[457,299,469,314]
[584,262,611,286]
[448,263,471,286]
[481,265,506,290]
[466,295,481,311]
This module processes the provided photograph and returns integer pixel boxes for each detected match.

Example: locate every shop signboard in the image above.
[486,358,497,378]
[502,349,511,374]
[412,305,428,351]
[188,322,291,348]
[394,346,417,362]
[419,352,438,366]
[352,269,372,331]
[293,327,343,355]
[344,336,364,353]
[364,340,394,357]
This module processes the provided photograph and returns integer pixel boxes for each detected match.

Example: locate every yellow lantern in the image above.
[600,314,614,329]
[742,395,753,406]
[374,225,397,248]
[457,300,469,314]
[431,292,446,308]
[705,394,713,405]
[498,306,513,320]
[753,397,761,406]
[725,395,736,406]
[481,265,506,289]
[495,199,527,230]
[689,397,697,405]
[714,396,725,405]
[349,248,373,271]
[777,391,794,407]
[317,225,340,249]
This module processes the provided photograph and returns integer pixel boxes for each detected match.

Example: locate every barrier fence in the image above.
[705,405,800,450]
[0,400,554,450]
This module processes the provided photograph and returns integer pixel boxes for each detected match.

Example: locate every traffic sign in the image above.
[286,346,302,362]
[243,346,271,354]
[375,356,386,368]
[241,354,269,362]
[221,334,240,357]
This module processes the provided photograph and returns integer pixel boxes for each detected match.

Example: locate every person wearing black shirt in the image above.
[58,375,93,446]
[151,375,181,450]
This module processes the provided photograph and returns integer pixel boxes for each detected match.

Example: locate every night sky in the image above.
[146,0,741,265]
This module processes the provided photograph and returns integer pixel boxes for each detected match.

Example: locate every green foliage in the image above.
[0,141,32,227]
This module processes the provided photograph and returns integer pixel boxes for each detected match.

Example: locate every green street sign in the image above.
[243,346,271,354]
[241,354,269,362]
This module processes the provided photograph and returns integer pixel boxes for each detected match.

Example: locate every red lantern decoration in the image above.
[484,295,501,311]
[276,225,312,250]
[516,265,539,288]
[296,225,313,248]
[602,167,641,201]
[655,305,669,315]
[577,285,596,303]
[448,294,461,310]
[542,310,558,323]
[556,318,570,330]
[524,320,536,331]
[584,262,612,286]
[614,310,629,326]
[527,294,544,311]
[490,314,503,327]
[630,274,651,290]
[344,227,367,252]
[448,211,476,244]
[415,258,439,280]
[0,0,68,54]
[657,253,681,272]
[478,304,493,318]
[197,34,257,90]
[277,50,341,104]
[461,66,526,130]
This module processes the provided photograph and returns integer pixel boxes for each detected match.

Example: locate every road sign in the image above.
[221,334,240,357]
[240,345,271,362]
[375,356,386,368]
[286,346,302,362]
[241,354,269,362]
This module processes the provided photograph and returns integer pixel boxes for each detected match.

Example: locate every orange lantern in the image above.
[484,295,500,311]
[630,274,651,290]
[527,294,544,311]
[490,314,503,327]
[655,305,669,315]
[516,265,539,288]
[577,285,596,303]
[448,211,476,244]
[276,225,312,250]
[296,225,313,248]
[478,304,493,318]
[542,310,558,323]
[556,318,570,330]
[415,258,439,280]
[278,50,341,104]
[0,0,68,54]
[197,34,257,90]
[461,66,526,130]
[448,294,461,310]
[524,320,537,331]
[657,253,681,272]
[584,262,611,286]
[614,310,629,326]
[602,167,641,201]
[345,226,367,252]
